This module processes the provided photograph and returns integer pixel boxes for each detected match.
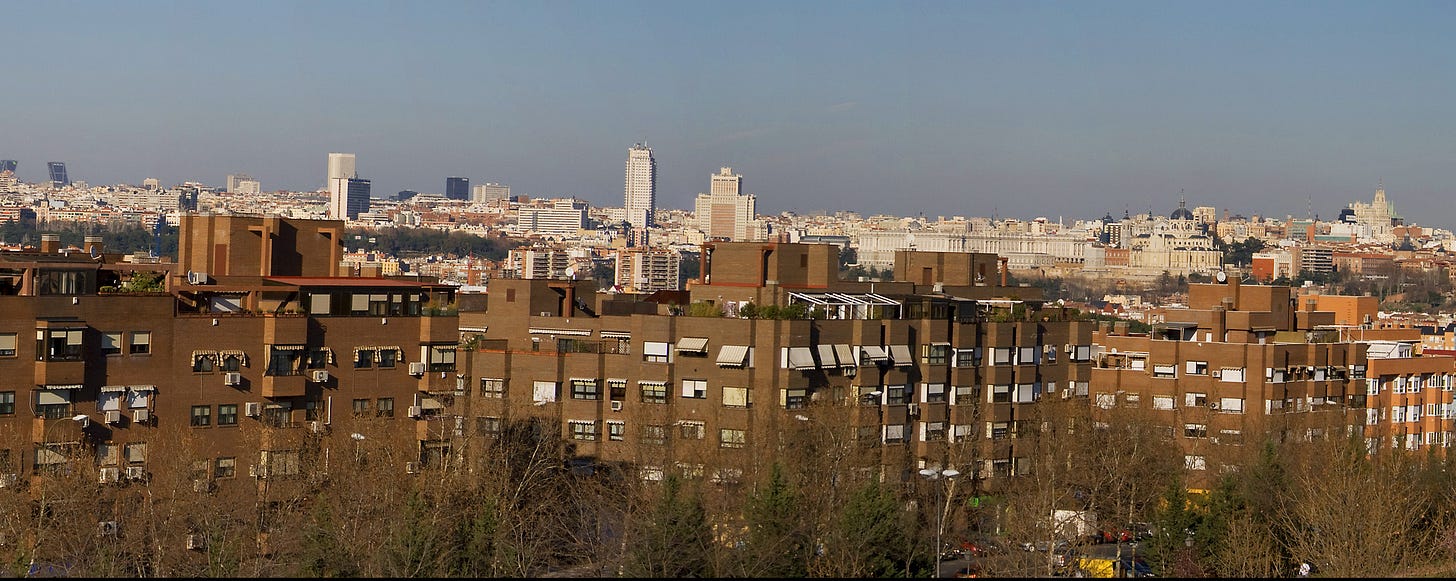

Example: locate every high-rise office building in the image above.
[334,178,371,220]
[142,178,161,190]
[694,167,757,241]
[624,143,656,228]
[47,162,69,188]
[0,160,16,174]
[445,177,470,200]
[471,182,510,202]
[326,153,359,219]
[226,173,261,194]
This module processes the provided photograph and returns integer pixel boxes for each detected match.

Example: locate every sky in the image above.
[4,1,1456,227]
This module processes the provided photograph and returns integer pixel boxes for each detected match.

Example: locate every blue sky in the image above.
[4,1,1456,227]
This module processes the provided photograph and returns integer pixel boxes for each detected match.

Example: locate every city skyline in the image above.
[4,1,1456,226]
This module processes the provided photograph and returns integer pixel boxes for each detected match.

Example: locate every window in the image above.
[722,386,750,408]
[0,391,12,416]
[480,378,505,398]
[608,379,627,401]
[1018,346,1038,365]
[476,416,502,436]
[1219,368,1245,382]
[129,331,151,355]
[782,388,809,409]
[215,457,236,478]
[1219,398,1245,414]
[991,347,1012,365]
[378,349,397,368]
[681,379,707,399]
[1185,392,1207,407]
[1184,424,1208,438]
[0,333,15,357]
[571,378,600,400]
[642,424,667,445]
[608,421,626,441]
[643,341,671,363]
[1096,393,1116,409]
[1351,364,1366,379]
[99,332,121,356]
[640,381,667,404]
[923,383,947,403]
[304,399,321,421]
[96,443,119,466]
[1186,360,1208,375]
[38,328,84,361]
[263,404,292,428]
[679,421,705,440]
[990,385,1011,403]
[953,385,976,404]
[222,354,243,372]
[883,424,905,443]
[1152,364,1177,379]
[190,460,210,481]
[190,405,211,427]
[376,398,394,418]
[886,385,909,405]
[923,421,946,441]
[124,442,147,464]
[427,345,456,372]
[720,428,747,448]
[352,399,370,417]
[354,348,373,369]
[955,348,981,368]
[193,354,215,373]
[218,404,238,426]
[267,347,304,376]
[569,420,598,441]
[265,450,301,477]
[923,344,950,365]
[1185,455,1206,471]
[533,381,558,404]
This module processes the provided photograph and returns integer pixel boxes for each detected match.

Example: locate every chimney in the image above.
[1211,305,1227,343]
[1228,274,1240,311]
[999,257,1009,286]
[1113,321,1129,336]
[360,263,382,278]
[39,234,60,254]
[84,235,104,256]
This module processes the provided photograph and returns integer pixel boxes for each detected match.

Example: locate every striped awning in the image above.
[832,344,856,368]
[42,384,83,390]
[218,350,250,366]
[675,337,709,354]
[888,345,912,366]
[191,350,218,365]
[859,346,889,362]
[716,345,750,367]
[787,347,817,370]
[600,330,632,339]
[528,328,591,336]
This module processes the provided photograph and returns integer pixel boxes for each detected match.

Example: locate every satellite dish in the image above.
[89,245,101,259]
[1215,271,1228,283]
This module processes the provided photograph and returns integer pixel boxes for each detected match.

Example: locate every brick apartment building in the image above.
[1091,275,1454,488]
[459,243,1097,492]
[1,215,459,497]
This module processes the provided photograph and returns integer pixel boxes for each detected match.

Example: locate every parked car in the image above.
[960,535,1007,558]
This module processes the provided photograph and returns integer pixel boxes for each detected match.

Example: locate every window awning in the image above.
[860,345,889,362]
[888,345,913,365]
[420,397,445,410]
[787,347,817,370]
[528,327,592,336]
[37,390,71,405]
[218,349,250,366]
[42,384,83,390]
[600,330,631,339]
[129,385,156,392]
[270,345,306,351]
[832,344,855,368]
[716,345,750,367]
[191,350,218,365]
[100,385,128,393]
[817,344,838,367]
[675,337,709,354]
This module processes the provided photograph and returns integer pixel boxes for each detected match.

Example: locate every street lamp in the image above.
[920,467,961,578]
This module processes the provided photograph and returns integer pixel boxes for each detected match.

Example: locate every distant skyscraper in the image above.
[694,167,757,241]
[471,182,510,202]
[226,173,257,194]
[142,178,161,190]
[47,162,69,188]
[326,153,359,219]
[624,143,657,228]
[0,160,16,174]
[336,178,371,220]
[445,177,470,200]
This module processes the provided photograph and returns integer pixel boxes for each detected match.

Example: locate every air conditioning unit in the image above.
[98,467,120,484]
[104,410,122,424]
[405,461,421,474]
[224,372,243,386]
[408,362,427,376]
[186,533,206,551]
[133,409,151,424]
[1066,343,1075,353]
[97,521,119,538]
[125,466,147,481]
[407,405,422,419]
[249,465,267,479]
[192,480,214,493]
[244,402,262,417]
[1209,401,1220,410]
[187,270,210,285]
[610,400,623,412]
[907,403,920,417]
[310,370,330,382]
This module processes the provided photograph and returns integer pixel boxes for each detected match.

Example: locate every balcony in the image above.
[262,374,307,398]
[263,314,308,345]
[416,415,462,441]
[34,416,87,444]
[35,359,86,386]
[419,315,459,344]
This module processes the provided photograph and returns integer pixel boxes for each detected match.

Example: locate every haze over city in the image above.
[5,1,1456,225]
